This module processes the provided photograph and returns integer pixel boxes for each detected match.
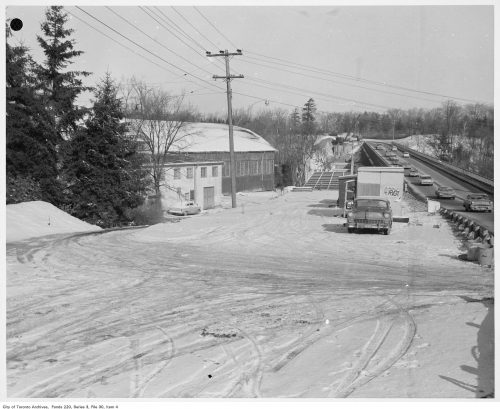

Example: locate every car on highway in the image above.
[402,152,410,158]
[167,201,201,216]
[408,169,419,177]
[463,193,493,212]
[435,186,456,199]
[346,196,393,235]
[391,145,397,151]
[376,144,384,150]
[419,174,434,186]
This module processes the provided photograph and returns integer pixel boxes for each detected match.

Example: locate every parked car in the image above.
[402,152,410,158]
[435,186,456,199]
[167,201,201,216]
[376,144,384,150]
[391,145,397,151]
[463,193,493,212]
[346,196,393,235]
[409,169,419,177]
[419,174,434,185]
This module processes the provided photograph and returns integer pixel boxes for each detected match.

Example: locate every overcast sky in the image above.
[6,2,495,116]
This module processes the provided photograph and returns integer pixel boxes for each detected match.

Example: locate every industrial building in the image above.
[169,122,277,193]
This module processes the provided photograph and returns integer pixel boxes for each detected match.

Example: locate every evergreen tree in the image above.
[63,73,147,227]
[301,98,317,135]
[36,6,92,136]
[6,25,60,203]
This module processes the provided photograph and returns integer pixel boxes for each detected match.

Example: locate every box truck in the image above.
[356,167,404,203]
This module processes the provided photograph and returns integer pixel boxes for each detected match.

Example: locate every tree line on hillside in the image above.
[206,101,494,180]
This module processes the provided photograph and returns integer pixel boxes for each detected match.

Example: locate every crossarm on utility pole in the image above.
[206,49,244,208]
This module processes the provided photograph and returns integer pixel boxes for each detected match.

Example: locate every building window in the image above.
[212,166,218,177]
[177,187,182,198]
[251,161,258,175]
[173,168,180,179]
[190,190,195,200]
[201,167,207,178]
[187,167,193,179]
[223,162,230,177]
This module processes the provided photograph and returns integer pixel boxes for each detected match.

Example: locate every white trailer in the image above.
[356,166,404,203]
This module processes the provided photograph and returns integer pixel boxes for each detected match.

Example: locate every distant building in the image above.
[161,161,223,211]
[131,121,277,194]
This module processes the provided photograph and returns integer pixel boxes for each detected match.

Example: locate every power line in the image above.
[171,6,220,50]
[106,6,214,79]
[74,6,223,95]
[152,6,207,52]
[68,9,179,78]
[244,77,393,111]
[147,6,226,73]
[193,6,238,50]
[142,6,229,74]
[207,49,244,208]
[140,6,206,61]
[245,51,487,104]
[237,56,444,104]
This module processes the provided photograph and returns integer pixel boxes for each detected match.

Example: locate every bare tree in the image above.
[123,80,195,205]
[441,100,460,151]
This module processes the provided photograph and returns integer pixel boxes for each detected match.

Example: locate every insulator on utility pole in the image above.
[206,49,244,208]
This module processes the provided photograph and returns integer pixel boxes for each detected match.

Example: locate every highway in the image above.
[368,142,494,233]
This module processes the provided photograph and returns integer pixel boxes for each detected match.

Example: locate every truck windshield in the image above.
[355,199,388,208]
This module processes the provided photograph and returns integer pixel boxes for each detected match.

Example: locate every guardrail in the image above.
[360,142,391,166]
[392,142,494,195]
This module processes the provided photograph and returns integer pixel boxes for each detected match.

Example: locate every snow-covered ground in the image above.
[6,201,101,243]
[5,192,494,398]
[393,134,439,156]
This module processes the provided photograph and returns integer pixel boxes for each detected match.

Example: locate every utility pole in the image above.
[350,138,355,175]
[206,49,244,208]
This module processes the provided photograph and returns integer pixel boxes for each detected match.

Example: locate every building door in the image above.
[203,186,215,209]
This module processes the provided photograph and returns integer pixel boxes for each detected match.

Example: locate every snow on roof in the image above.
[7,201,101,243]
[128,120,276,153]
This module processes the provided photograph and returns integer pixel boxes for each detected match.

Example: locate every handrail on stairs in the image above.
[327,171,335,190]
[313,171,324,190]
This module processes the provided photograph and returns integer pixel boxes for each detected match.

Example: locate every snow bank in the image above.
[6,201,101,243]
[394,134,439,156]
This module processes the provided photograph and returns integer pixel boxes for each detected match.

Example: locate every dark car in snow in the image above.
[435,186,456,200]
[346,196,393,235]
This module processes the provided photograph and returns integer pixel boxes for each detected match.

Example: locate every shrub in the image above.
[127,198,164,226]
[6,175,43,204]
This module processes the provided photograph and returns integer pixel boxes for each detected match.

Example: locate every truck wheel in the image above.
[347,228,354,233]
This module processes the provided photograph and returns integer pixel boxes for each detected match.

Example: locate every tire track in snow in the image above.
[328,290,417,398]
